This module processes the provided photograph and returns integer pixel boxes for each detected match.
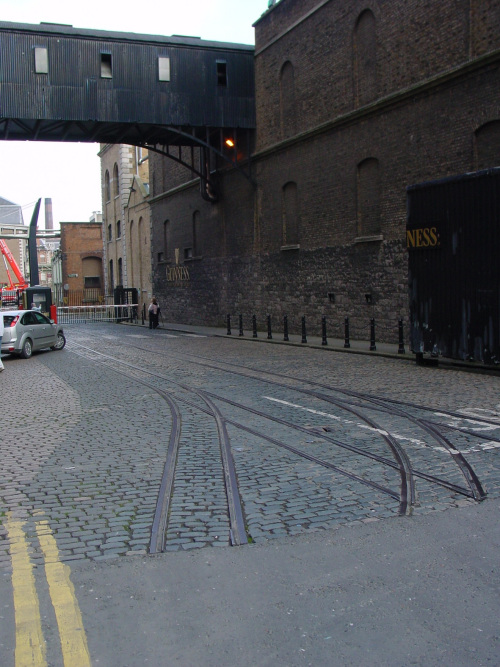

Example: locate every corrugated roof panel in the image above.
[0,21,255,141]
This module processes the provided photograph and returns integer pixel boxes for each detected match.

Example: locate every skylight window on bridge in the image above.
[34,47,48,74]
[158,57,171,82]
[100,53,112,78]
[216,61,227,86]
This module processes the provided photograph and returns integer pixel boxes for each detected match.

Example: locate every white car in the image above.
[1,309,66,358]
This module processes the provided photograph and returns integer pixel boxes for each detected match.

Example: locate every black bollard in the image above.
[226,313,231,336]
[239,313,244,336]
[370,318,376,351]
[344,317,351,348]
[301,316,307,344]
[321,315,328,346]
[267,314,273,339]
[283,315,289,342]
[252,314,258,338]
[398,318,405,354]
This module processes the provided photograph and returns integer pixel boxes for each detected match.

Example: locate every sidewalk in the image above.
[131,319,500,373]
[142,318,411,359]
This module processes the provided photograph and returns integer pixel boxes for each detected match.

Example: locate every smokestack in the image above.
[44,198,54,230]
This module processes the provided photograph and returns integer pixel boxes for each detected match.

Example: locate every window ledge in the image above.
[280,244,300,251]
[184,256,203,262]
[353,235,384,244]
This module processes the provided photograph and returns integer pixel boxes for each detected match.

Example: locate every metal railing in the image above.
[57,304,138,324]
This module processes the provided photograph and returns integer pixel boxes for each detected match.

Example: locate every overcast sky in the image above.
[0,0,268,228]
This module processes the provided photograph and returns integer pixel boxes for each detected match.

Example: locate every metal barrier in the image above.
[57,304,138,324]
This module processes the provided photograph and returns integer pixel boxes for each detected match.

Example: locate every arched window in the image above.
[113,163,120,197]
[109,259,114,291]
[117,257,123,286]
[357,158,381,237]
[193,211,201,257]
[104,170,111,202]
[282,181,300,246]
[107,223,112,242]
[138,218,144,289]
[163,219,170,263]
[280,61,296,139]
[353,10,377,106]
[82,257,102,290]
[116,220,121,239]
[129,220,134,283]
[475,121,500,170]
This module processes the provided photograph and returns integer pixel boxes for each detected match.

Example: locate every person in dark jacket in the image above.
[148,297,159,329]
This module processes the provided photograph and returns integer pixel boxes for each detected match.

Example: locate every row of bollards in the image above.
[227,314,407,354]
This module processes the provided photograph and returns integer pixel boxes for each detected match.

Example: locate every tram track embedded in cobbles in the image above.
[110,340,490,506]
[65,336,493,553]
[68,343,249,552]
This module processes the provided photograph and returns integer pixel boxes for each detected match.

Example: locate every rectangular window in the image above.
[216,61,227,86]
[158,56,170,82]
[184,247,193,260]
[84,276,101,288]
[101,53,112,78]
[34,47,48,74]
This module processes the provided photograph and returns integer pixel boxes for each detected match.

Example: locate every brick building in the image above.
[99,144,151,311]
[149,0,500,340]
[55,220,104,304]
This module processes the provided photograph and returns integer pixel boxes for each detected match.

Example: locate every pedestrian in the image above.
[0,311,4,372]
[148,297,159,329]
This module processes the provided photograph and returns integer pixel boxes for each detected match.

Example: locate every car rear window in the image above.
[2,315,17,326]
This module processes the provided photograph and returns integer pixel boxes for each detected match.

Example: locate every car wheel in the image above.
[51,332,66,351]
[21,338,33,359]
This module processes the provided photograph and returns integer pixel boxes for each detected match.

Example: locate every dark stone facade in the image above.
[149,0,500,343]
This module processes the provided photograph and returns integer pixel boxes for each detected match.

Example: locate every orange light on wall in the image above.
[225,138,235,148]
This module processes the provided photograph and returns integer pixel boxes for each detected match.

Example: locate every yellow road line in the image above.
[5,514,47,667]
[35,521,92,667]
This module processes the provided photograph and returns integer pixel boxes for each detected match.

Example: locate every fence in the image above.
[225,312,408,355]
[52,288,110,307]
[57,304,138,324]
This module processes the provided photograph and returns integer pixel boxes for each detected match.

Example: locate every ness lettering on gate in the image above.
[406,227,440,248]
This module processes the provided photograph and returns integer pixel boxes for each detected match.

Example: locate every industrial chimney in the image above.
[44,198,54,230]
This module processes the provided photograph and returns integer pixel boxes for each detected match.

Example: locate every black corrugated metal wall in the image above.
[408,168,500,362]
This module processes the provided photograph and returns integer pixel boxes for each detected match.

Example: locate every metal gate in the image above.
[407,167,500,363]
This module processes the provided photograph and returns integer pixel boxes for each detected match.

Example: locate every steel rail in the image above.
[91,339,479,502]
[67,343,402,510]
[68,343,248,547]
[67,346,183,553]
[197,392,248,546]
[149,388,182,554]
[67,340,483,509]
[124,348,414,513]
[157,349,485,503]
[332,391,488,502]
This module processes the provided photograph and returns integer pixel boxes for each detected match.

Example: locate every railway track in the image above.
[65,333,494,552]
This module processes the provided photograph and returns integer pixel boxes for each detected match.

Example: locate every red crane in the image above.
[0,239,28,300]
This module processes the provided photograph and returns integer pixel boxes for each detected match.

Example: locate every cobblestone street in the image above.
[1,322,499,567]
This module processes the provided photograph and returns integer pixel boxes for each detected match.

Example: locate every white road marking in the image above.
[264,396,341,421]
[263,396,499,455]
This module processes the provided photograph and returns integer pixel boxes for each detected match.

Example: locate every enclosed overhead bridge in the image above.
[0,21,256,200]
